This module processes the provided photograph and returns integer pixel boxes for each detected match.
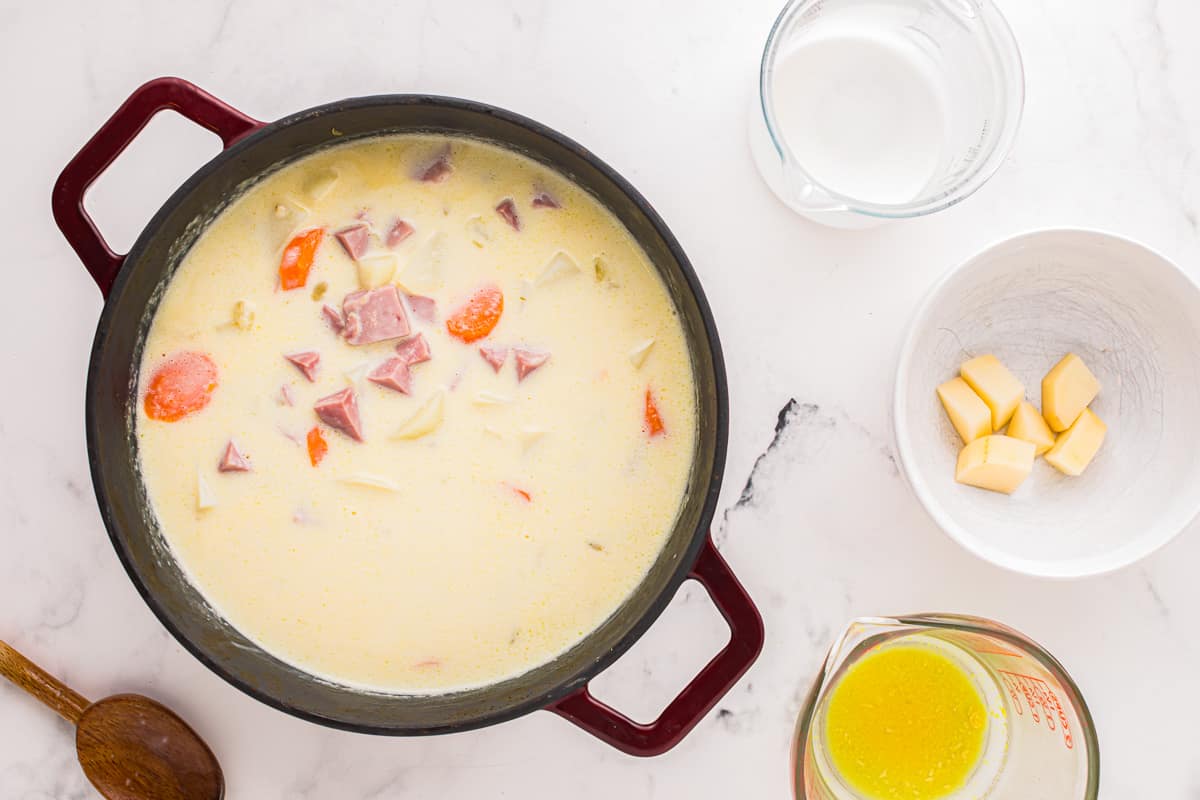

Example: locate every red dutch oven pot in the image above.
[53,77,763,755]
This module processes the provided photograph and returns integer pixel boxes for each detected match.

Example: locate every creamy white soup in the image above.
[136,134,697,692]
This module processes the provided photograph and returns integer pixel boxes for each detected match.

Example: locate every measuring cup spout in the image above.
[781,167,845,215]
[822,616,906,677]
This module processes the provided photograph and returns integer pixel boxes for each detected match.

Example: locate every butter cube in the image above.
[960,354,1025,429]
[1045,408,1106,476]
[1042,353,1100,432]
[1007,401,1056,455]
[936,377,992,444]
[955,435,1036,494]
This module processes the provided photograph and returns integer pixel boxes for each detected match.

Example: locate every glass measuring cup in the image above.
[792,614,1099,799]
[750,0,1024,227]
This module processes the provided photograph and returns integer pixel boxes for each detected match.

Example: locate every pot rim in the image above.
[84,92,730,735]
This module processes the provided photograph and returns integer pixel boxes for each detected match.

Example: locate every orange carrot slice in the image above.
[143,352,218,422]
[644,388,665,437]
[504,483,532,502]
[279,229,324,290]
[306,427,328,466]
[445,284,504,343]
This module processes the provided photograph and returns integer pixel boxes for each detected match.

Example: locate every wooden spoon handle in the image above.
[0,640,90,724]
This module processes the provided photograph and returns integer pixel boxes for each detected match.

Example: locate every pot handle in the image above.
[52,77,264,297]
[548,535,764,756]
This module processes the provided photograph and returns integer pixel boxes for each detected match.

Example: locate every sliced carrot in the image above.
[506,484,532,503]
[644,388,665,437]
[143,352,218,422]
[445,284,504,343]
[279,228,324,290]
[306,427,328,467]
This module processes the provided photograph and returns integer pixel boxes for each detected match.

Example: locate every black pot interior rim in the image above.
[85,93,730,735]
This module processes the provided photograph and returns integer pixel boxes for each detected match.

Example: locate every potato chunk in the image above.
[1007,401,1056,455]
[1042,353,1100,432]
[955,435,1035,494]
[1045,408,1107,476]
[936,377,991,444]
[960,354,1024,429]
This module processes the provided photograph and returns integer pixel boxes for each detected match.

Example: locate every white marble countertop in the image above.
[3,0,1199,796]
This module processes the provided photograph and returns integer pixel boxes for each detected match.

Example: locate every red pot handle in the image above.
[52,77,264,298]
[549,535,764,756]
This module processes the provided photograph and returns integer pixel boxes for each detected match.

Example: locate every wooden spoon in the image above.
[0,640,223,800]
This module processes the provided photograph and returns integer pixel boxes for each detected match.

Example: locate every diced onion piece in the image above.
[270,196,311,248]
[402,232,447,292]
[629,338,655,368]
[466,215,491,246]
[196,470,217,511]
[232,300,256,331]
[536,251,580,286]
[473,391,513,406]
[357,253,398,289]
[519,425,548,450]
[339,473,400,491]
[302,168,339,203]
[344,361,370,388]
[392,390,445,440]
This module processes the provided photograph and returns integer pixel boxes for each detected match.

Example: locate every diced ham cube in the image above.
[335,224,370,260]
[395,333,431,365]
[419,153,452,183]
[322,304,344,332]
[285,351,320,383]
[513,347,550,382]
[405,293,437,323]
[495,198,520,231]
[479,345,508,373]
[367,358,412,394]
[342,286,411,346]
[314,388,364,442]
[387,219,415,247]
[218,440,251,472]
[531,192,560,209]
[279,383,295,407]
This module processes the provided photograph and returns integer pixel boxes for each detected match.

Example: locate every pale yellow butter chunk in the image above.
[936,377,992,444]
[955,435,1036,494]
[1042,353,1100,432]
[960,354,1025,429]
[1045,408,1107,476]
[1008,400,1056,455]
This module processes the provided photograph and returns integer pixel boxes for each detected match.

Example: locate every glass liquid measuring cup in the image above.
[793,614,1099,799]
[750,0,1024,227]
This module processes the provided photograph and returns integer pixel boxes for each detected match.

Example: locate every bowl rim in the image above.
[893,226,1200,578]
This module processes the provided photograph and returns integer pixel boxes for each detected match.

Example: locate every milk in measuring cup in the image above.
[770,29,947,205]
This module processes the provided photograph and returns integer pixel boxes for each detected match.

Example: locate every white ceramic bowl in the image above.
[894,229,1200,577]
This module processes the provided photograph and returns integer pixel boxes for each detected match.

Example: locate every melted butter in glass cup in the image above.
[793,615,1099,800]
[749,0,1024,228]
